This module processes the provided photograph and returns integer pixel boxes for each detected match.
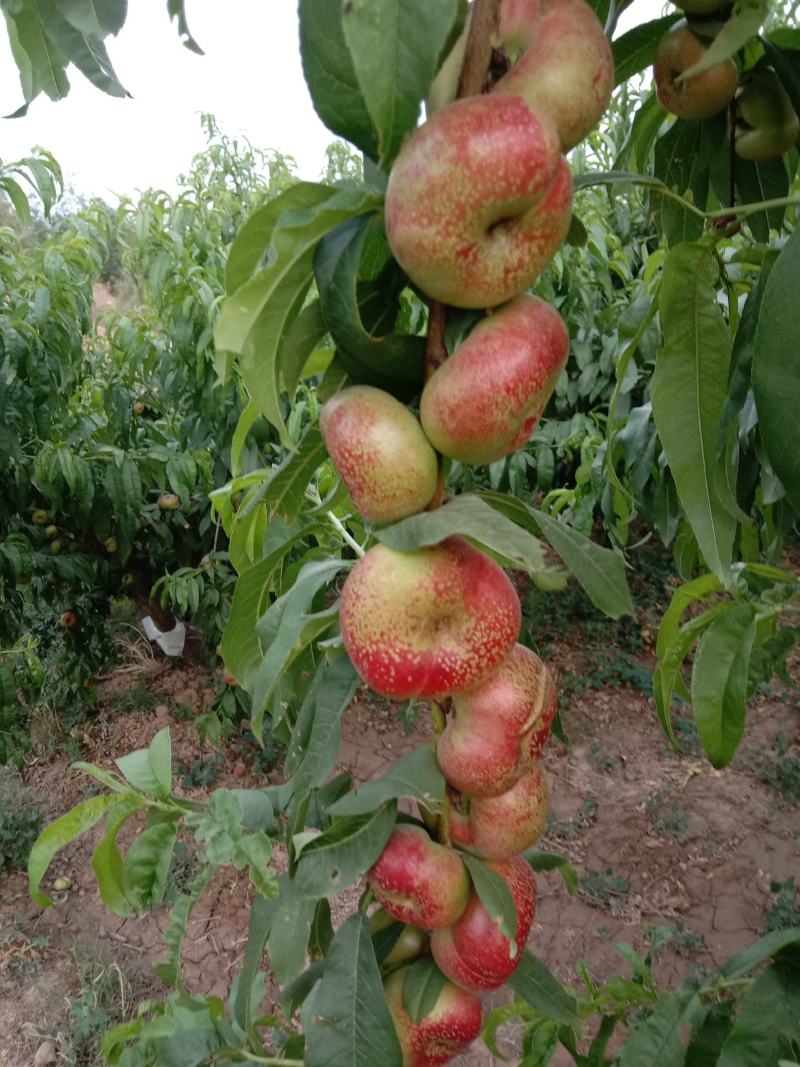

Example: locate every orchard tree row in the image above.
[3,0,800,1065]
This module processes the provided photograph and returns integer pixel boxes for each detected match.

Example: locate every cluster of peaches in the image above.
[317,2,616,1063]
[653,0,799,160]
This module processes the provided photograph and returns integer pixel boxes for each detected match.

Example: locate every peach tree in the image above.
[17,0,800,1065]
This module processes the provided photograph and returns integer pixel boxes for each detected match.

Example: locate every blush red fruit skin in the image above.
[467,765,550,859]
[384,965,483,1067]
[431,857,536,991]
[320,386,438,524]
[340,537,521,699]
[420,295,568,466]
[495,0,615,151]
[385,94,569,309]
[653,22,738,120]
[368,825,471,929]
[437,644,556,798]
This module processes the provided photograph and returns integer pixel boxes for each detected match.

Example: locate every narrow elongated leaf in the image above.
[736,157,790,243]
[506,950,581,1029]
[523,851,579,894]
[652,244,735,582]
[124,818,180,909]
[686,1003,736,1067]
[719,928,800,979]
[268,876,317,985]
[753,228,800,510]
[58,0,126,36]
[299,0,379,160]
[302,912,403,1067]
[34,1,129,97]
[617,989,706,1067]
[250,559,349,739]
[342,0,460,166]
[402,958,447,1023]
[314,216,424,400]
[461,854,518,946]
[291,656,361,801]
[115,728,172,797]
[692,603,757,768]
[293,802,397,899]
[216,184,382,446]
[719,252,778,453]
[679,0,768,80]
[282,299,330,396]
[612,15,679,84]
[91,797,141,916]
[234,895,276,1031]
[29,794,118,906]
[220,522,317,686]
[376,494,546,574]
[718,961,800,1067]
[653,121,706,246]
[263,426,328,521]
[5,6,70,107]
[479,491,634,618]
[327,746,445,817]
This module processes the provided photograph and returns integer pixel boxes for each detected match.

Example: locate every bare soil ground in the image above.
[1,613,798,1065]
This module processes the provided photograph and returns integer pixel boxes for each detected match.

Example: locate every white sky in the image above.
[0,1,662,202]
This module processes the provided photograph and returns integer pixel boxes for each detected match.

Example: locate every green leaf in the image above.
[302,912,403,1067]
[166,0,203,54]
[124,818,180,909]
[33,0,129,98]
[91,797,141,916]
[221,520,317,685]
[506,950,581,1030]
[263,426,328,521]
[523,851,579,895]
[58,0,126,36]
[461,853,518,948]
[686,1003,736,1067]
[719,928,800,979]
[29,794,117,906]
[290,656,361,801]
[230,400,261,480]
[268,875,317,985]
[4,5,70,109]
[753,228,800,511]
[401,957,447,1024]
[314,215,425,401]
[116,728,172,797]
[377,493,547,572]
[293,802,397,899]
[717,960,800,1067]
[310,898,335,959]
[652,121,706,246]
[281,299,330,396]
[342,0,460,166]
[299,0,379,160]
[651,243,735,583]
[617,988,706,1067]
[327,746,445,817]
[736,157,790,242]
[216,184,382,447]
[678,0,768,80]
[234,895,276,1032]
[479,491,633,618]
[692,603,757,768]
[719,251,778,455]
[612,15,679,84]
[250,559,348,740]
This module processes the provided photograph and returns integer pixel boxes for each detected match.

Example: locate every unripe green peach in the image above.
[420,295,568,465]
[45,525,58,538]
[32,509,49,525]
[370,909,429,967]
[158,493,180,511]
[320,386,438,524]
[50,540,62,555]
[653,21,737,119]
[734,68,799,161]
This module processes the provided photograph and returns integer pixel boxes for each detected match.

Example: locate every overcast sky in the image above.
[0,1,661,203]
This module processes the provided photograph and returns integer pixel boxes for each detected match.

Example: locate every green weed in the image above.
[764,877,800,932]
[580,868,630,910]
[0,767,42,871]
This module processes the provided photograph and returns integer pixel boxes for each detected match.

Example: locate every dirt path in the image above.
[1,648,798,1065]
